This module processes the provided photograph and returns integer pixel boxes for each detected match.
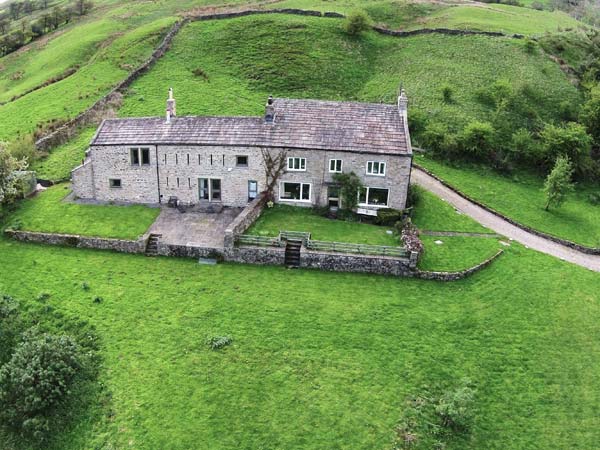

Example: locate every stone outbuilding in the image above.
[72,90,413,211]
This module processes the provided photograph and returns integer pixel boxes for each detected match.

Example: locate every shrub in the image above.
[207,335,232,350]
[540,122,592,175]
[434,379,476,431]
[441,84,454,104]
[524,38,538,54]
[460,120,496,159]
[0,295,23,365]
[589,192,600,205]
[531,1,545,10]
[420,122,458,158]
[374,208,404,226]
[344,10,371,36]
[192,67,209,81]
[0,329,85,441]
[509,128,542,163]
[406,184,423,209]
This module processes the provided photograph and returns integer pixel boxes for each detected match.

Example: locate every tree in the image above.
[0,329,84,441]
[332,171,363,211]
[9,2,22,20]
[0,143,28,209]
[73,0,93,16]
[0,19,9,35]
[540,122,592,174]
[543,155,574,211]
[580,84,600,148]
[343,9,371,36]
[7,134,37,164]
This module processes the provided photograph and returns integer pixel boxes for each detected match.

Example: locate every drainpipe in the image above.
[155,145,162,204]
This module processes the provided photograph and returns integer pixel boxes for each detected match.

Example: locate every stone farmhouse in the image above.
[72,89,413,212]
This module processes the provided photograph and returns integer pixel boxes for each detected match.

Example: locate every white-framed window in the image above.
[279,181,311,202]
[130,148,150,166]
[248,180,258,201]
[359,187,389,207]
[109,178,122,189]
[329,159,343,173]
[366,161,386,176]
[287,157,306,171]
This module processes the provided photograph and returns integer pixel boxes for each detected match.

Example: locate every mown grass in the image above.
[247,204,399,245]
[31,127,96,182]
[415,153,600,247]
[8,184,159,239]
[411,185,491,233]
[0,236,599,449]
[119,15,579,134]
[419,235,504,271]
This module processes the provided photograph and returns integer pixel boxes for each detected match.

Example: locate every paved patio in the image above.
[147,207,243,247]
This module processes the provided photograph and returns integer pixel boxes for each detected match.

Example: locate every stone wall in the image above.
[71,160,94,199]
[413,250,504,281]
[5,230,145,253]
[223,194,266,248]
[300,250,413,276]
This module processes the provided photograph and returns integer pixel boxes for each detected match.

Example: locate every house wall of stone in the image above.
[75,144,411,209]
[88,145,160,204]
[71,161,95,199]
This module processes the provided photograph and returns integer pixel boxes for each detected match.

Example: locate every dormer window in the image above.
[287,157,306,171]
[130,148,150,166]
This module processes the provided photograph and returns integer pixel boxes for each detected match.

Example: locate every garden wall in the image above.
[5,230,146,253]
[223,194,266,248]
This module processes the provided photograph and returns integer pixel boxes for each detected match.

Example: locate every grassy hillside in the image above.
[119,14,579,131]
[0,237,598,450]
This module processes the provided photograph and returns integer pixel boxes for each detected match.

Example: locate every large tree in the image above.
[540,122,592,175]
[0,144,28,208]
[543,155,575,211]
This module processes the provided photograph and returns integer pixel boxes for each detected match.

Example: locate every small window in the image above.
[287,157,306,171]
[248,180,258,201]
[198,154,201,165]
[187,154,190,165]
[280,182,311,202]
[366,161,386,176]
[210,155,213,165]
[163,154,167,164]
[141,148,150,165]
[329,159,342,173]
[175,154,178,165]
[109,178,122,188]
[236,155,249,167]
[222,155,225,166]
[177,177,180,187]
[130,148,140,165]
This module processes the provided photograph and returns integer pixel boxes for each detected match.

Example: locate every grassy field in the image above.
[247,204,399,245]
[8,184,159,239]
[419,235,504,271]
[415,153,600,247]
[0,235,599,449]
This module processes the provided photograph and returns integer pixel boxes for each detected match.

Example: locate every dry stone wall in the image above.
[5,230,146,253]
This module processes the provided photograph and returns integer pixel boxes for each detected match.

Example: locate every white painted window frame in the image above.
[358,186,390,208]
[287,157,306,172]
[366,161,386,177]
[279,181,312,203]
[329,159,343,173]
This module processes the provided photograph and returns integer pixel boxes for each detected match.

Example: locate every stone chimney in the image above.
[166,87,176,124]
[264,95,275,123]
[398,88,408,118]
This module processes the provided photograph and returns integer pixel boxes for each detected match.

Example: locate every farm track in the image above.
[412,167,600,272]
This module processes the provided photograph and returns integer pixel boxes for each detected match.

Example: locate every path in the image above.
[411,168,600,272]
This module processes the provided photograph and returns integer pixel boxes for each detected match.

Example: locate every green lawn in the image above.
[411,185,492,233]
[419,235,505,271]
[415,153,600,247]
[8,184,159,239]
[247,204,398,245]
[0,236,599,449]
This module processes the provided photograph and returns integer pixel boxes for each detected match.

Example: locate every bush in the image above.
[589,192,600,205]
[420,122,458,158]
[406,184,423,209]
[524,38,538,54]
[441,84,454,104]
[460,120,496,159]
[0,329,85,441]
[374,208,404,226]
[434,379,476,431]
[344,10,371,36]
[332,171,364,211]
[531,1,545,9]
[0,295,23,365]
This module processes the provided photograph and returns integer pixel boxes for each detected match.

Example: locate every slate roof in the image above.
[91,98,411,155]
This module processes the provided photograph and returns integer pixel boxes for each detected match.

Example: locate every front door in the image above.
[328,185,340,209]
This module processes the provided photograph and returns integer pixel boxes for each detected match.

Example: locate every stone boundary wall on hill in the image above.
[5,229,146,253]
[223,194,266,248]
[413,163,600,255]
[35,19,189,151]
[34,8,525,152]
[412,249,504,281]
